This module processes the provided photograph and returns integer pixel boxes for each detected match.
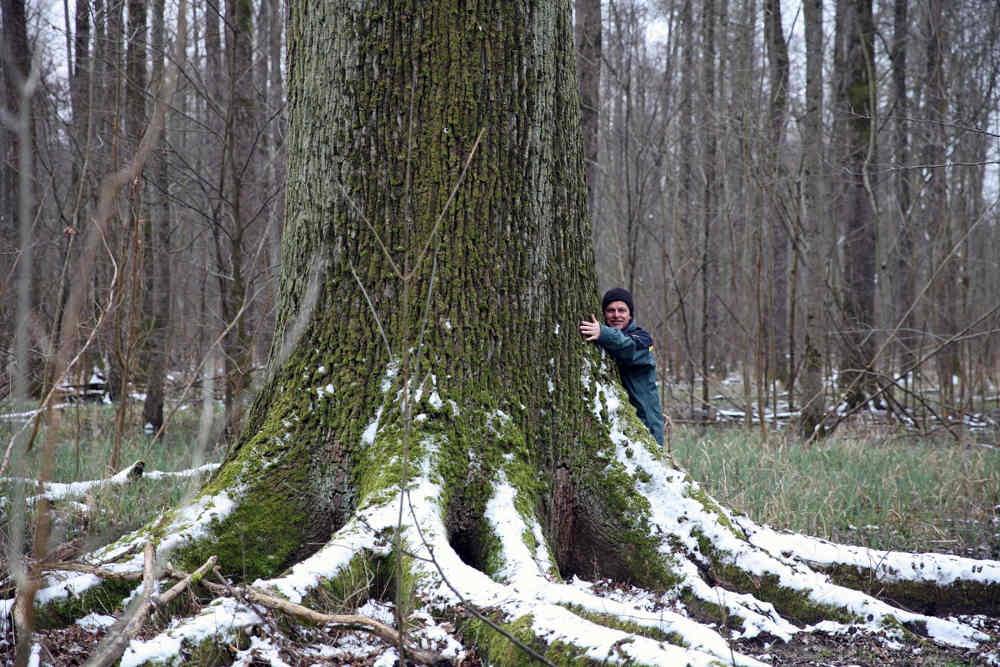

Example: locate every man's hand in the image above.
[579,314,601,341]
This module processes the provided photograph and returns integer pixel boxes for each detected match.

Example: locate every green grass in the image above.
[4,397,999,564]
[671,423,1000,558]
[1,398,222,549]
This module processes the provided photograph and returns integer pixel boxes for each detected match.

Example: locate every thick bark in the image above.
[575,0,601,219]
[240,0,612,584]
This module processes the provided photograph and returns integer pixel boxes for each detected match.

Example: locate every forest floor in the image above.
[2,396,997,666]
[5,597,998,666]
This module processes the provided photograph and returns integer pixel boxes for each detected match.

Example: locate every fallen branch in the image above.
[168,564,448,665]
[157,555,217,606]
[83,542,156,667]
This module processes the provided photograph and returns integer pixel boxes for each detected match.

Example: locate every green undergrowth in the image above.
[33,577,137,629]
[0,398,219,560]
[672,424,1000,558]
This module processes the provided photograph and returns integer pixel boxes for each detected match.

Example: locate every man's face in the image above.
[603,300,630,330]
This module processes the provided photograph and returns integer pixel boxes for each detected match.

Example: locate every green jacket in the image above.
[595,319,665,445]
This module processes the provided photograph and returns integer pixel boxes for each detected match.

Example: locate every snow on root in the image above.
[591,377,994,653]
[620,422,992,651]
[243,474,767,666]
[741,522,1000,588]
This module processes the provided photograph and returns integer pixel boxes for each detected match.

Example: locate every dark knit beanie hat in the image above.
[601,287,635,319]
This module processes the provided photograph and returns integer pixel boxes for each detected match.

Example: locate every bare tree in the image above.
[889,0,916,405]
[798,0,828,438]
[835,0,878,409]
[764,0,790,391]
[143,0,171,433]
[699,0,718,416]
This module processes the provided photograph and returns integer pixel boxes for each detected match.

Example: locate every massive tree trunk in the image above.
[28,1,999,664]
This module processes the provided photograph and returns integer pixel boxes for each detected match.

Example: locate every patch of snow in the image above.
[120,597,263,667]
[428,391,443,409]
[372,648,400,667]
[362,406,383,446]
[232,635,292,667]
[380,359,400,393]
[77,612,117,632]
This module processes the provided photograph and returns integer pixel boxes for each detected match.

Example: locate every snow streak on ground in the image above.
[0,462,220,510]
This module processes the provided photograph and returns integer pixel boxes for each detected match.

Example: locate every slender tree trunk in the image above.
[219,0,256,438]
[836,0,877,409]
[102,0,126,404]
[143,0,170,433]
[799,0,827,438]
[923,0,958,412]
[890,0,915,408]
[764,0,790,388]
[676,0,696,417]
[2,0,41,398]
[700,0,717,417]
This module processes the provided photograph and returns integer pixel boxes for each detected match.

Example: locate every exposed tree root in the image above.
[7,389,1000,666]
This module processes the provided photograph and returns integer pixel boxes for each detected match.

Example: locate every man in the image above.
[579,288,664,445]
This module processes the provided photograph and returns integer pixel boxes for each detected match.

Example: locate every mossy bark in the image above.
[203,0,660,587]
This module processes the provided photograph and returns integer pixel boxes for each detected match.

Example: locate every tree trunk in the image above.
[142,0,170,433]
[923,0,959,413]
[102,0,126,404]
[40,2,999,664]
[799,0,827,438]
[764,0,790,388]
[700,0,717,418]
[890,0,915,407]
[676,0,697,417]
[836,0,878,409]
[218,0,256,437]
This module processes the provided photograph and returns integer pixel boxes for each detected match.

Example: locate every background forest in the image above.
[1,0,999,439]
[1,2,999,665]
